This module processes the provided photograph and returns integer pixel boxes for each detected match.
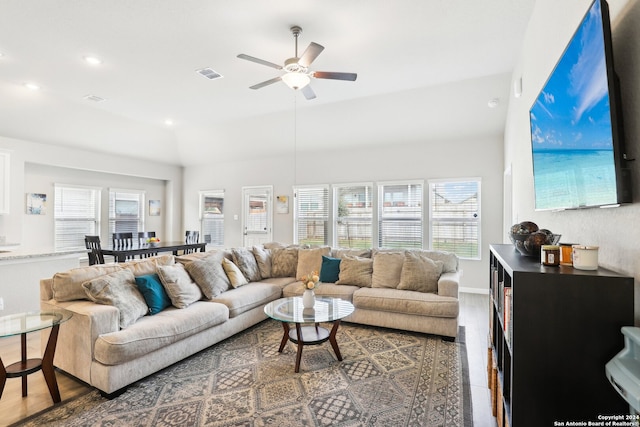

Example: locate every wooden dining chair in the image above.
[138,231,157,258]
[184,230,199,254]
[112,232,134,260]
[85,235,105,265]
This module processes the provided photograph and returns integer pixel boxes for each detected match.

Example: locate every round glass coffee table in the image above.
[0,310,73,403]
[264,296,354,373]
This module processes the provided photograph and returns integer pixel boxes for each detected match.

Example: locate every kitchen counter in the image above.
[0,248,86,262]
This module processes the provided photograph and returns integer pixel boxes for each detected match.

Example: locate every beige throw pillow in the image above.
[121,254,175,277]
[371,252,405,289]
[331,248,372,259]
[157,263,203,308]
[296,247,331,280]
[231,247,262,282]
[397,251,444,293]
[252,245,272,279]
[271,247,298,277]
[222,258,249,288]
[336,255,373,287]
[53,264,122,302]
[184,255,230,299]
[82,269,148,329]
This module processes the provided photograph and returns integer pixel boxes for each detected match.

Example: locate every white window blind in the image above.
[200,190,224,246]
[429,178,481,259]
[109,189,145,238]
[294,185,329,246]
[334,183,373,249]
[54,184,101,250]
[378,181,423,249]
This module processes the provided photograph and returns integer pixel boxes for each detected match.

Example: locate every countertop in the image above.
[0,247,87,262]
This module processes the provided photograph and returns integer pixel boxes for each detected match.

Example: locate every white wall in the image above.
[504,0,640,322]
[184,136,504,292]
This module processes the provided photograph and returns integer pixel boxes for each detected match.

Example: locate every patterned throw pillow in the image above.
[222,258,249,288]
[252,245,272,279]
[184,255,230,298]
[122,255,175,277]
[82,269,148,328]
[336,255,373,287]
[296,247,331,280]
[371,251,405,289]
[397,251,444,293]
[157,263,203,308]
[53,264,123,302]
[271,247,299,278]
[232,247,262,282]
[135,274,172,315]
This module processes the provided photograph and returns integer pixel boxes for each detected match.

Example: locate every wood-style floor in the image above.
[0,292,497,427]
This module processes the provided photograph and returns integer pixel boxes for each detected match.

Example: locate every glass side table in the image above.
[0,310,73,403]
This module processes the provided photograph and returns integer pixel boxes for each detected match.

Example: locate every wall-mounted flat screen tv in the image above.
[529,0,631,210]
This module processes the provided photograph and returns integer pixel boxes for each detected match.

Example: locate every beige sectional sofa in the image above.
[40,243,461,397]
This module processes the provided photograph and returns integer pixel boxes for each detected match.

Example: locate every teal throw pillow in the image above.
[135,273,171,315]
[319,256,341,283]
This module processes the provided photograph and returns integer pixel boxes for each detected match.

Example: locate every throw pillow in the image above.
[53,264,122,302]
[222,258,249,288]
[415,249,459,273]
[336,255,373,287]
[371,251,405,289]
[122,254,175,277]
[134,274,172,315]
[331,248,372,259]
[397,251,444,293]
[157,263,203,308]
[252,245,272,279]
[231,247,262,282]
[82,269,148,328]
[296,247,331,280]
[184,255,230,298]
[270,247,298,277]
[319,256,341,283]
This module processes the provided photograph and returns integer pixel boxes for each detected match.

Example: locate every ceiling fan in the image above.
[237,26,357,100]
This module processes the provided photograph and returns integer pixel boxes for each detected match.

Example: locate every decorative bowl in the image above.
[509,232,561,257]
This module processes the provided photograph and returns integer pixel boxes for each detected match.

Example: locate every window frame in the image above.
[293,184,330,246]
[199,190,225,246]
[108,188,145,239]
[54,183,101,251]
[332,182,374,249]
[377,180,424,249]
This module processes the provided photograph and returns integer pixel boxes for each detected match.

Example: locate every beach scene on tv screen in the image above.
[529,0,617,210]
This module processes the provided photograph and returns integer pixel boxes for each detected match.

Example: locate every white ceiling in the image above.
[0,0,535,167]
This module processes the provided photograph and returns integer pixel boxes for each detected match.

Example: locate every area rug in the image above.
[14,320,472,427]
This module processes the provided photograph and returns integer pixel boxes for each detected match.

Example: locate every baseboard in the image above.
[460,287,489,295]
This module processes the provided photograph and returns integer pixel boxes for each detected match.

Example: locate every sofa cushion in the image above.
[184,255,230,299]
[82,269,149,329]
[296,247,331,280]
[94,301,229,365]
[211,282,282,318]
[336,255,373,287]
[282,281,359,302]
[135,274,172,315]
[232,247,262,282]
[271,247,298,277]
[157,263,203,308]
[319,256,341,283]
[53,264,122,302]
[252,246,272,279]
[121,255,175,277]
[397,251,444,293]
[371,251,404,289]
[222,258,249,288]
[353,287,459,318]
[331,248,371,259]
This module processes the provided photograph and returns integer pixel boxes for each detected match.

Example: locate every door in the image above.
[242,186,273,247]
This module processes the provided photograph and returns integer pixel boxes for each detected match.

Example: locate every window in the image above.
[200,190,224,246]
[294,185,329,246]
[333,183,373,248]
[109,189,145,237]
[54,184,101,250]
[378,181,423,249]
[429,178,481,259]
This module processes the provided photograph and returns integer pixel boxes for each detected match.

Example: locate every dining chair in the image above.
[184,230,199,254]
[84,235,105,265]
[112,232,134,260]
[138,231,157,258]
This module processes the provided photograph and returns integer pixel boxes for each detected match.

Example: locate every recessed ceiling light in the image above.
[165,119,174,126]
[487,98,500,108]
[83,55,102,65]
[24,82,40,91]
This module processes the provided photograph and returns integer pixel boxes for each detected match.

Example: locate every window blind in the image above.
[334,184,373,249]
[294,186,329,246]
[429,179,481,259]
[54,185,100,250]
[378,181,423,249]
[108,189,145,238]
[200,191,224,246]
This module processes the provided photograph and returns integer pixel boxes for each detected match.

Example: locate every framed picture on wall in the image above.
[276,195,289,214]
[149,200,161,216]
[26,193,47,215]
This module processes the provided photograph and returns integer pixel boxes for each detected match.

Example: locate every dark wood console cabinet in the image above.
[488,244,634,427]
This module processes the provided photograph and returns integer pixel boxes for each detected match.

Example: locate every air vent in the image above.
[84,94,106,103]
[196,68,223,80]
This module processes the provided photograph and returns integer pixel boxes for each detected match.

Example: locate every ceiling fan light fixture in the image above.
[281,72,310,90]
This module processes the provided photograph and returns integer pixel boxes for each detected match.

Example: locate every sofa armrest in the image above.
[40,278,54,301]
[438,270,461,298]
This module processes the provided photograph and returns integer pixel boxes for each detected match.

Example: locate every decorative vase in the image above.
[302,289,315,309]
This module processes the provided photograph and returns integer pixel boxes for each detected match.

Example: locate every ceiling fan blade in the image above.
[301,85,316,100]
[249,76,282,90]
[298,42,324,67]
[313,71,357,81]
[237,54,283,70]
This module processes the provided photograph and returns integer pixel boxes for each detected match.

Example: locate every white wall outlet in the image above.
[0,297,4,310]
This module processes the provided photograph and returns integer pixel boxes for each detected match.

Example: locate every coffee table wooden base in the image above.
[278,321,344,373]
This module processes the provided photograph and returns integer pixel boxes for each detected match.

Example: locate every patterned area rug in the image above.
[14,320,472,427]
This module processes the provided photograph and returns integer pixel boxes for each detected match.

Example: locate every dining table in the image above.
[100,241,206,262]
